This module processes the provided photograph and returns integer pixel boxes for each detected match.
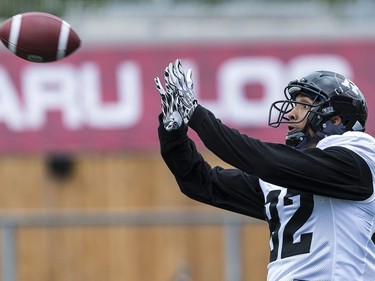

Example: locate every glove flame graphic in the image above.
[154,59,197,131]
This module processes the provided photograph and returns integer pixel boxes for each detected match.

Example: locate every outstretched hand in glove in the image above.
[166,59,198,121]
[154,66,182,131]
[154,59,198,130]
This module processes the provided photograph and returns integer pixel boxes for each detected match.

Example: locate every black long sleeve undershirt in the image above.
[159,117,266,220]
[187,105,373,201]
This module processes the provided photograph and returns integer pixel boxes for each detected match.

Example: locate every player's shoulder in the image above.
[317,131,375,150]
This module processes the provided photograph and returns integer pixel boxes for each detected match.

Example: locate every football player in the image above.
[155,59,375,280]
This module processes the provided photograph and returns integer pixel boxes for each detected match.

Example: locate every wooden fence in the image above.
[0,152,268,281]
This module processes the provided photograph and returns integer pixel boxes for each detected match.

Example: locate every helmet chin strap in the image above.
[285,130,309,149]
[285,130,320,150]
[286,120,348,150]
[315,120,346,139]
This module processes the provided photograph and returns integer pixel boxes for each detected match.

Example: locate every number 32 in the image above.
[265,190,314,262]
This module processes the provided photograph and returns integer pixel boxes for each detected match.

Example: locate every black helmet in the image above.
[268,71,368,149]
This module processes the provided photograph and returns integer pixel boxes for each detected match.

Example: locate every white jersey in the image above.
[260,132,375,281]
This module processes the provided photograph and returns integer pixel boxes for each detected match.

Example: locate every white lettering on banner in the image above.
[23,64,81,130]
[0,67,23,130]
[0,54,351,131]
[208,55,351,126]
[215,57,283,126]
[0,61,142,131]
[287,54,352,80]
[81,62,142,129]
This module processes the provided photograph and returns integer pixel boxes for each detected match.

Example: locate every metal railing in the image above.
[0,209,261,281]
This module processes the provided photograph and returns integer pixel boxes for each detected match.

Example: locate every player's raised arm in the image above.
[165,59,373,200]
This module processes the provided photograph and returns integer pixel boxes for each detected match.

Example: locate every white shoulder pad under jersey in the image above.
[317,131,375,152]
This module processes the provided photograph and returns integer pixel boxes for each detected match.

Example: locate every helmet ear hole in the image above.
[331,116,342,126]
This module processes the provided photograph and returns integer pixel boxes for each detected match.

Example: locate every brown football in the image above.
[0,11,81,62]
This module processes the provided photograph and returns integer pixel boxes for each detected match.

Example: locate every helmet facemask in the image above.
[269,84,326,149]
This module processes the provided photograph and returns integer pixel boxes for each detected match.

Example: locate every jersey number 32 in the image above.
[265,190,314,262]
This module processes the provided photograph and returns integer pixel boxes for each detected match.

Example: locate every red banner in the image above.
[0,39,374,153]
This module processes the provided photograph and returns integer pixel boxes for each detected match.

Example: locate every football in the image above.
[0,11,81,62]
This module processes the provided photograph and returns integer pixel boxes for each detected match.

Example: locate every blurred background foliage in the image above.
[0,0,364,19]
[0,0,95,18]
[0,0,374,45]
